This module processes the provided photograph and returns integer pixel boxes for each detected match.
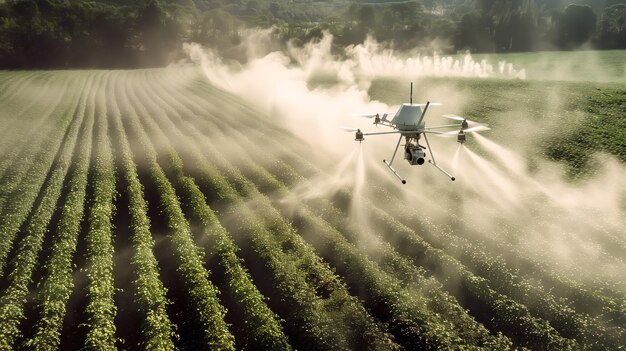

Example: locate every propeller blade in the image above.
[442,114,485,127]
[352,112,396,119]
[351,114,378,119]
[441,114,466,121]
[463,125,491,133]
[340,127,359,132]
[415,102,442,107]
[442,125,490,135]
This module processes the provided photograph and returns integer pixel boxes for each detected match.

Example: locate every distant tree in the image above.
[0,4,14,66]
[389,1,423,30]
[428,16,457,42]
[138,0,165,47]
[606,0,625,6]
[137,0,180,66]
[71,3,136,67]
[243,0,259,15]
[269,2,280,16]
[475,0,498,14]
[486,0,540,52]
[454,11,494,52]
[0,0,66,67]
[557,4,596,49]
[597,4,626,49]
[509,0,540,51]
[193,8,240,47]
[343,3,384,44]
[357,4,375,28]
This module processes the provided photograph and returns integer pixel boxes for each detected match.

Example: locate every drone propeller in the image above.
[351,114,378,119]
[441,114,466,121]
[464,125,491,133]
[352,113,393,119]
[442,114,487,128]
[443,125,490,135]
[340,127,359,132]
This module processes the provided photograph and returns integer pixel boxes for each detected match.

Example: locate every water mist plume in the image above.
[183,31,625,286]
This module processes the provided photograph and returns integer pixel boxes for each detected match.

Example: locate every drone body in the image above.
[349,83,489,184]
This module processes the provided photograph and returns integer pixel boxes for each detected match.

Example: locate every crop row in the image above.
[386,205,626,348]
[0,72,91,349]
[81,73,118,349]
[127,71,352,350]
[215,138,576,350]
[2,69,622,350]
[24,72,100,350]
[159,71,587,350]
[147,72,498,351]
[175,69,626,347]
[217,135,578,350]
[0,72,62,183]
[0,74,81,275]
[202,137,512,348]
[225,136,583,350]
[290,172,626,349]
[115,71,236,350]
[0,73,60,198]
[132,69,515,350]
[0,71,37,128]
[130,70,402,350]
[114,70,290,350]
[171,160,294,350]
[180,67,620,295]
[107,72,176,350]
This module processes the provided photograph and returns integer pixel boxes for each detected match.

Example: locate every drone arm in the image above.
[362,130,402,136]
[424,124,461,130]
[422,130,452,135]
[423,133,456,181]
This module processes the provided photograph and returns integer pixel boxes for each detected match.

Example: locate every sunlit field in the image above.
[0,46,624,350]
[471,49,626,82]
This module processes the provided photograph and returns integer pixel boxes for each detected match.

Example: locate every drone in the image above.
[345,83,489,184]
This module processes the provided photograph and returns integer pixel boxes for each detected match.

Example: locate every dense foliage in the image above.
[0,0,624,68]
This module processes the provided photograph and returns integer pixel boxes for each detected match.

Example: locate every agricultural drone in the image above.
[345,83,489,184]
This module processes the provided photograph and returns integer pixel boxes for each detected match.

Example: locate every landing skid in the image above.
[383,159,406,184]
[423,133,455,181]
[383,134,407,184]
[382,134,456,183]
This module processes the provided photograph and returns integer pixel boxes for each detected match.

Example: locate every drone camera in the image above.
[405,147,426,165]
[355,129,364,142]
[457,131,466,144]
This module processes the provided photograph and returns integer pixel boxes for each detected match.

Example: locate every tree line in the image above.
[0,0,624,69]
[0,0,183,68]
[453,0,626,52]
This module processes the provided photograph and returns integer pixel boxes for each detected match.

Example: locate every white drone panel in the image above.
[391,104,424,129]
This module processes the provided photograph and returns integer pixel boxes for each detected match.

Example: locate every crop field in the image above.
[0,54,624,351]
